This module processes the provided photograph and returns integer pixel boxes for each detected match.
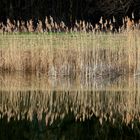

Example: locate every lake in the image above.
[0,72,140,140]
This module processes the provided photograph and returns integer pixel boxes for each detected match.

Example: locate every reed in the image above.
[0,15,139,77]
[0,14,140,34]
[0,31,139,77]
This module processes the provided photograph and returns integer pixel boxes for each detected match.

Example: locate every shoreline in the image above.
[0,32,139,77]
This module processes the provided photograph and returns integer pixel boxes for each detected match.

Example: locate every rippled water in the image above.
[0,73,140,140]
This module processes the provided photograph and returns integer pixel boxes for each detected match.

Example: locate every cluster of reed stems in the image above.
[0,14,140,76]
[0,31,139,77]
[0,15,140,34]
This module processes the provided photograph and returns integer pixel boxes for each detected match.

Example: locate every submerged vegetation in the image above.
[0,15,140,33]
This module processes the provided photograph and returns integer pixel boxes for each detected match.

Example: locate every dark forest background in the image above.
[0,0,140,25]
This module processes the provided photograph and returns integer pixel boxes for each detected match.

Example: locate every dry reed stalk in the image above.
[126,17,134,32]
[27,20,34,32]
[0,32,138,77]
[36,20,43,33]
[0,15,139,34]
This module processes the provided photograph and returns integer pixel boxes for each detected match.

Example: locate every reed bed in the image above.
[0,72,138,91]
[0,16,140,34]
[0,15,140,77]
[0,31,139,77]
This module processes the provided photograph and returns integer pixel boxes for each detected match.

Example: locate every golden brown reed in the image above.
[0,15,140,34]
[0,32,139,77]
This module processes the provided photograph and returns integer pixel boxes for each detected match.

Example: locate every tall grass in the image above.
[0,31,139,77]
[0,16,139,76]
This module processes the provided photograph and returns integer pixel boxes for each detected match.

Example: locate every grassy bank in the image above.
[0,31,139,77]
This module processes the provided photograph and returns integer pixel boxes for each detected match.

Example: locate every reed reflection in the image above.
[0,73,139,127]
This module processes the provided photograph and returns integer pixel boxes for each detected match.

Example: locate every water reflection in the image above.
[0,73,140,139]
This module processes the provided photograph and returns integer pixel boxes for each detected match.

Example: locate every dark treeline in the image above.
[0,0,140,25]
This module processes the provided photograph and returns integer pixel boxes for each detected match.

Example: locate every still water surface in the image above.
[0,73,140,140]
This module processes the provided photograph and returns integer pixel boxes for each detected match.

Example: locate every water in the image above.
[0,73,140,140]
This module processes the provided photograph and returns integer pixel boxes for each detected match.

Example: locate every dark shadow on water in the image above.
[1,113,140,140]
